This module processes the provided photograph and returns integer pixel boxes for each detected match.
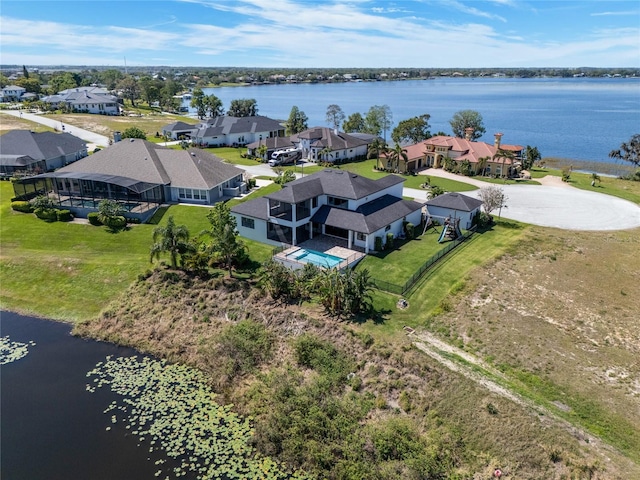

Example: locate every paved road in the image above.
[408,168,640,231]
[1,110,110,146]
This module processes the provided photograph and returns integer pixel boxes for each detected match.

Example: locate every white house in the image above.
[2,85,27,102]
[425,192,483,230]
[41,87,120,115]
[293,127,375,163]
[231,169,424,254]
[161,116,285,146]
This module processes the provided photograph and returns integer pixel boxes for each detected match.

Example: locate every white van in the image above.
[269,148,301,167]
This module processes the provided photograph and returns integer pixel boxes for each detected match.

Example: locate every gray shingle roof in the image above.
[426,192,483,212]
[231,197,269,220]
[194,116,284,137]
[267,169,405,203]
[55,139,243,189]
[311,195,424,234]
[163,121,198,132]
[297,127,370,150]
[0,130,87,161]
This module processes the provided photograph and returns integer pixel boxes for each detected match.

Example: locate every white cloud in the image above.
[591,10,640,17]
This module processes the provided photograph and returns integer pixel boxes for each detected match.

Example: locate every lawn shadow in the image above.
[147,206,169,225]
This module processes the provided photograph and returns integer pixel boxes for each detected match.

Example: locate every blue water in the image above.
[185,78,640,164]
[288,248,343,267]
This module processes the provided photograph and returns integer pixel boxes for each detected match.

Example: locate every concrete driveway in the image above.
[413,169,640,231]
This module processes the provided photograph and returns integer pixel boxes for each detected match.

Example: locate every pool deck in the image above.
[275,236,365,270]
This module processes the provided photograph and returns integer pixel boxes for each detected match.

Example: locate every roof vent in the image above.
[191,152,196,156]
[130,138,134,142]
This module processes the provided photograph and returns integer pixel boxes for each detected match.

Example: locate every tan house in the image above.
[382,132,523,177]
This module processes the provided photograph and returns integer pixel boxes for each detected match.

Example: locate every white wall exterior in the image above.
[426,205,479,230]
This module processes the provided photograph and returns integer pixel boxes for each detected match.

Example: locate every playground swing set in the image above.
[422,214,463,243]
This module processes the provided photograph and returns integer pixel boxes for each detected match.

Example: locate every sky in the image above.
[1,0,639,68]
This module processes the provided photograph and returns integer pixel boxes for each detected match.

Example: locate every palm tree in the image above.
[477,156,490,176]
[493,148,516,179]
[256,144,268,162]
[217,223,246,277]
[367,138,388,163]
[150,216,191,269]
[319,146,333,162]
[388,144,408,173]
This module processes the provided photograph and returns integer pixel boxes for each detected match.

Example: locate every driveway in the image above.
[410,169,640,231]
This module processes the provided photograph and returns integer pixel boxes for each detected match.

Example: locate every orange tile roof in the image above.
[404,135,520,165]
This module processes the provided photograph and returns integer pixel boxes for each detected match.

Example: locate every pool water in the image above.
[287,248,343,268]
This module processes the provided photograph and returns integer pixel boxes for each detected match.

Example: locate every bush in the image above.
[34,208,58,222]
[11,201,33,213]
[56,209,73,222]
[103,215,127,229]
[374,236,383,251]
[405,222,414,240]
[87,212,102,225]
[385,232,395,250]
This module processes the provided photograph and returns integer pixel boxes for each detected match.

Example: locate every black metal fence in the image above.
[371,227,477,295]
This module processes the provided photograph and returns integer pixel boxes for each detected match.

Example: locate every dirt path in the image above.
[404,327,618,457]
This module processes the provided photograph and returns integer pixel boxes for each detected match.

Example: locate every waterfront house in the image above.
[13,139,246,221]
[294,127,375,163]
[231,169,424,253]
[389,133,523,176]
[41,86,120,115]
[161,116,285,146]
[425,192,483,229]
[0,130,87,175]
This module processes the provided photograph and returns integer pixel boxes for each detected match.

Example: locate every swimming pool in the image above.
[285,248,343,268]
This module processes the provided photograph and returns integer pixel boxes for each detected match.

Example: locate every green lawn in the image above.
[473,177,541,186]
[206,147,263,166]
[357,220,528,338]
[0,181,273,322]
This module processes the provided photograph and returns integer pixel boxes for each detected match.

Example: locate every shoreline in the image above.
[541,157,635,177]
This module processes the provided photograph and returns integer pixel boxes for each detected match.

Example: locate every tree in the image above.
[117,75,140,107]
[591,172,601,186]
[122,126,146,139]
[228,98,258,117]
[204,203,246,277]
[326,104,345,130]
[367,138,388,161]
[609,134,640,166]
[319,146,333,162]
[285,106,308,135]
[477,156,490,176]
[150,216,191,269]
[49,72,78,94]
[205,94,224,117]
[493,148,516,178]
[522,145,541,171]
[449,110,485,140]
[15,77,41,94]
[343,112,365,133]
[138,76,161,106]
[478,185,508,219]
[391,114,431,145]
[273,168,296,185]
[256,144,268,161]
[387,143,408,172]
[190,88,207,119]
[22,65,29,79]
[364,105,393,141]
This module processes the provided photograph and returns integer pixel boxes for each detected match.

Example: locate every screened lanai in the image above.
[14,172,165,216]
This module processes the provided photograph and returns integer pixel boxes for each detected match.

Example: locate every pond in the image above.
[1,311,185,479]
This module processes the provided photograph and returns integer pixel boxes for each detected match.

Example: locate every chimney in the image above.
[494,133,503,149]
[113,131,122,143]
[464,127,474,141]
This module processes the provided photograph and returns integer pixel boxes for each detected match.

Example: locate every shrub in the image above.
[88,212,102,226]
[34,208,58,222]
[31,195,55,211]
[385,232,395,250]
[56,209,73,222]
[374,236,383,251]
[11,201,33,213]
[405,222,414,240]
[103,215,127,229]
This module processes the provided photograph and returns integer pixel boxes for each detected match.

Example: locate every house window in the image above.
[357,232,366,241]
[327,196,348,208]
[241,217,255,229]
[312,197,318,208]
[385,225,391,232]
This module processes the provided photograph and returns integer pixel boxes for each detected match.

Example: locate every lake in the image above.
[190,77,640,165]
[0,311,176,479]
